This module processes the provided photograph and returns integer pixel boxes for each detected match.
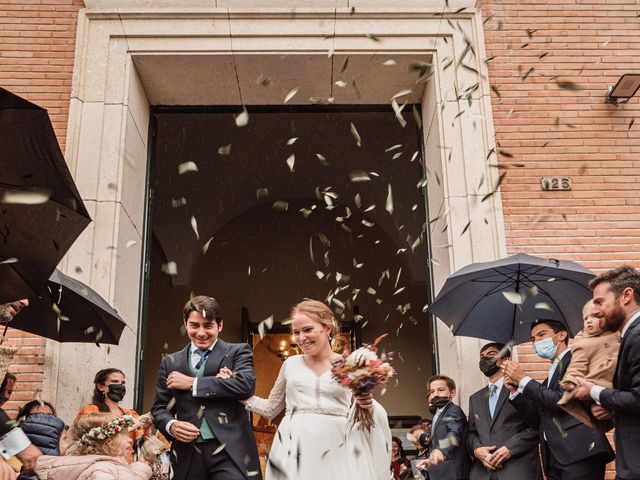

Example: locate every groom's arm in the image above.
[152,356,178,437]
[193,343,256,400]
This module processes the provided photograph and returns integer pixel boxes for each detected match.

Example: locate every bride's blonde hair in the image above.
[290,300,341,347]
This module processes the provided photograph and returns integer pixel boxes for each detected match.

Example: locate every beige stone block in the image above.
[334,15,436,37]
[331,52,430,104]
[446,195,474,268]
[77,19,124,102]
[457,99,491,196]
[119,110,148,231]
[220,0,346,6]
[133,54,241,105]
[436,99,468,198]
[104,38,129,105]
[125,59,150,144]
[126,36,232,54]
[63,200,99,285]
[348,0,477,7]
[75,102,106,200]
[235,53,332,105]
[54,342,107,422]
[120,16,230,38]
[449,19,484,99]
[465,194,507,263]
[229,14,333,42]
[64,97,84,177]
[88,200,119,300]
[85,0,216,6]
[96,104,126,202]
[113,205,143,329]
[432,37,461,104]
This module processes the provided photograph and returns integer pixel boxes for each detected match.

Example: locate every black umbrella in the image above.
[4,269,127,345]
[0,87,91,303]
[427,253,595,344]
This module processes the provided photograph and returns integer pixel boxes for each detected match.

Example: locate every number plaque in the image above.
[541,176,571,191]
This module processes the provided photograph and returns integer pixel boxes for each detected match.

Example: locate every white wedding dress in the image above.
[246,355,392,480]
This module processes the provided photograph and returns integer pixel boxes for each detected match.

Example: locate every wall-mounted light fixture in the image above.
[606,73,640,105]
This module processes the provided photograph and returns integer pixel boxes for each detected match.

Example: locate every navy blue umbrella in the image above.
[427,253,595,344]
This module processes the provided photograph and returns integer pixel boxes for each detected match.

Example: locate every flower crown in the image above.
[79,414,135,445]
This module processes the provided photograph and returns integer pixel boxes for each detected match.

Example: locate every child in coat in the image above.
[34,413,152,480]
[559,300,620,430]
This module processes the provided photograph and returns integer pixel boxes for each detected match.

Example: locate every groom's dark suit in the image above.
[152,339,261,480]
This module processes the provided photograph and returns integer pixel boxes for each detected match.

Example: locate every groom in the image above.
[152,295,261,480]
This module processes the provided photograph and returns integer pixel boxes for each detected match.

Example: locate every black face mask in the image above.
[428,396,450,415]
[479,357,501,378]
[106,383,126,402]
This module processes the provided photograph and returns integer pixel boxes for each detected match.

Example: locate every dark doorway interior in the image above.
[142,107,433,417]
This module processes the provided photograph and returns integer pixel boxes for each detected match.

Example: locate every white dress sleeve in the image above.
[245,360,287,420]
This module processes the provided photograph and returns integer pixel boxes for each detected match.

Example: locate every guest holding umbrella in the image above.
[75,369,150,463]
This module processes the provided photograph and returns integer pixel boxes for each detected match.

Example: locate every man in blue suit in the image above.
[574,266,640,480]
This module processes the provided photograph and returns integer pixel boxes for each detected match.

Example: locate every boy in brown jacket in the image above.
[559,300,620,430]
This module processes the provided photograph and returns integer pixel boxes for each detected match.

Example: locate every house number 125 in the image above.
[541,176,571,191]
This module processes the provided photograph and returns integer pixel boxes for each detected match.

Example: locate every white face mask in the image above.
[533,333,559,359]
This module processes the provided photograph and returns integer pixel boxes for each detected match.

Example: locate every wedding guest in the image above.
[417,375,470,480]
[17,412,67,480]
[34,412,151,480]
[0,300,42,475]
[409,422,430,459]
[76,368,147,463]
[504,319,614,480]
[573,266,640,480]
[391,436,411,479]
[558,300,619,430]
[0,373,16,407]
[467,343,540,480]
[17,400,56,419]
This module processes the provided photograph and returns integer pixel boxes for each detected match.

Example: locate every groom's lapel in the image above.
[171,344,190,375]
[203,339,230,376]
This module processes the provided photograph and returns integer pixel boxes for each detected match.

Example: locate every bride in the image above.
[223,300,391,480]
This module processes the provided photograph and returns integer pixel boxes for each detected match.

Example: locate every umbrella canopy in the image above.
[0,87,91,303]
[5,269,126,345]
[427,253,595,344]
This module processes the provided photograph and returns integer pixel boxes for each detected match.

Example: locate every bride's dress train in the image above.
[246,355,392,480]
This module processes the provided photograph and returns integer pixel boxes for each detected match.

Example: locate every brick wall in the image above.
[0,0,84,417]
[482,1,640,477]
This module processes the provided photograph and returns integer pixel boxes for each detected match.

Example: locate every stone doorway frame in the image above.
[44,1,507,420]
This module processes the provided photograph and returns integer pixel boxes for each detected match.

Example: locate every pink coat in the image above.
[35,455,151,480]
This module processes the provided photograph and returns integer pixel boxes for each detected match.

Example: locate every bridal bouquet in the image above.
[331,334,394,431]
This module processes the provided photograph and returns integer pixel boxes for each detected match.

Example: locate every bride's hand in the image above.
[354,392,374,411]
[217,367,234,379]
